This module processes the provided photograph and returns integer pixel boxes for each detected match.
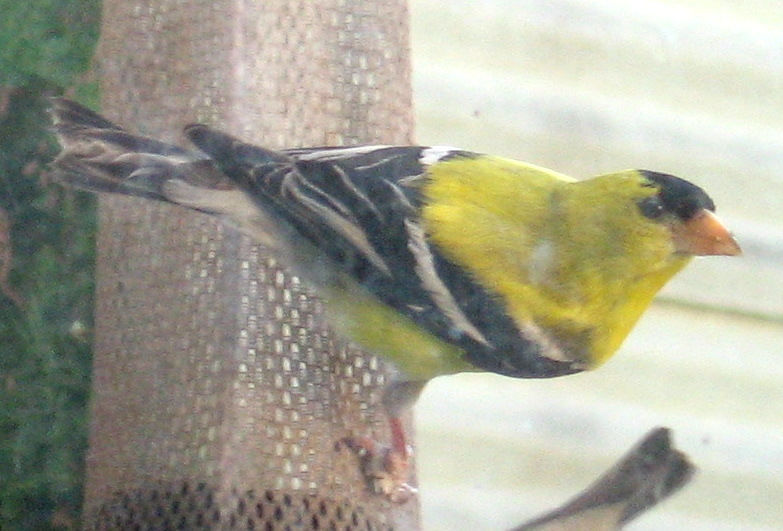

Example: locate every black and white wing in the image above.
[185,126,584,379]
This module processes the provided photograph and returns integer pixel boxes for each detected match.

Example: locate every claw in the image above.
[342,380,427,503]
[343,434,417,503]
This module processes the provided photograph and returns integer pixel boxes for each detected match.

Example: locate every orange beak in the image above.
[672,209,742,256]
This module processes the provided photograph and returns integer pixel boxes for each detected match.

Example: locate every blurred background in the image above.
[1,0,782,529]
[411,1,783,530]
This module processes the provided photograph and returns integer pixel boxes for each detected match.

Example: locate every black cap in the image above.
[639,170,715,221]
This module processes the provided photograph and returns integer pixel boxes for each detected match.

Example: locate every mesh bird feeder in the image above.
[81,1,418,529]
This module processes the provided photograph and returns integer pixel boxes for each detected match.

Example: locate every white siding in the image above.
[411,1,783,529]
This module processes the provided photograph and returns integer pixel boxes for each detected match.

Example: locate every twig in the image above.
[511,427,695,531]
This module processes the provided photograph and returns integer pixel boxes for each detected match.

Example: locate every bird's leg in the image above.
[344,379,427,503]
[345,412,416,503]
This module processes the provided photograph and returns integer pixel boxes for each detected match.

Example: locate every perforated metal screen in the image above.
[91,480,393,530]
[83,1,416,529]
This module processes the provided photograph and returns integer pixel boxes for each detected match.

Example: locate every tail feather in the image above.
[50,97,123,132]
[51,151,176,200]
[49,98,232,205]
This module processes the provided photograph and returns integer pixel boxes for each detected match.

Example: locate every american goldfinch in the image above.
[50,99,740,500]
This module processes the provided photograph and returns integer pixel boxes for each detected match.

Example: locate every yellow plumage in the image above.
[323,282,471,381]
[422,158,693,367]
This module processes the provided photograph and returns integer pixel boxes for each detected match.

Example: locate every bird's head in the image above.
[570,170,741,265]
[559,170,740,366]
[632,170,741,257]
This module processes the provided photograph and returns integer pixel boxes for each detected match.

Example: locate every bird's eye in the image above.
[638,197,664,219]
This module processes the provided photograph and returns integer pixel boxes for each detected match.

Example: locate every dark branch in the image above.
[511,427,695,531]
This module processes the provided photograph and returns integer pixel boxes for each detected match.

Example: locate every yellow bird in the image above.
[50,98,740,500]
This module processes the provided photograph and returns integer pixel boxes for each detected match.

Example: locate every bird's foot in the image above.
[343,435,417,503]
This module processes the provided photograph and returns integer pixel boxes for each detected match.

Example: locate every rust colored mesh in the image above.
[83,0,416,529]
[91,480,392,531]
